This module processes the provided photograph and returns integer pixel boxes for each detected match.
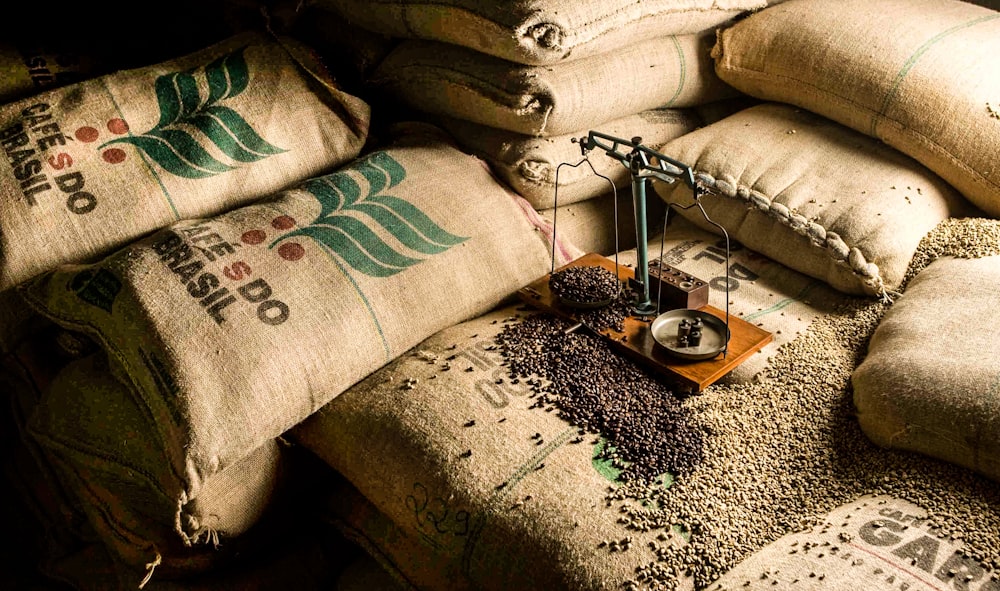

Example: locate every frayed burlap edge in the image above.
[692,171,888,300]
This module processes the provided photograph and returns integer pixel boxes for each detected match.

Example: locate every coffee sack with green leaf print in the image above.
[293,304,692,591]
[20,123,573,549]
[0,30,369,292]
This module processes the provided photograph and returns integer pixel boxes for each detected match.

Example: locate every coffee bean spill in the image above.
[498,218,1000,590]
[497,310,703,482]
[574,283,634,333]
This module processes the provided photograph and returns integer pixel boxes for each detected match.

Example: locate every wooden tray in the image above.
[518,253,773,392]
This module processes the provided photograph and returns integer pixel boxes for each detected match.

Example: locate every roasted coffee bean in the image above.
[549,264,621,305]
[496,311,704,483]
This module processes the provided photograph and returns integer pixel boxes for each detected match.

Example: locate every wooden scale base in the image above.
[518,253,773,393]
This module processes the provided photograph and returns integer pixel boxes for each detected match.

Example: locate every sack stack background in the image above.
[5,1,1000,590]
[295,0,785,257]
[0,3,395,588]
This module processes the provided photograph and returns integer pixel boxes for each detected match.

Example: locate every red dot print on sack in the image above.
[277,242,305,261]
[107,118,129,134]
[241,229,267,245]
[271,215,296,230]
[75,127,99,142]
[102,149,126,164]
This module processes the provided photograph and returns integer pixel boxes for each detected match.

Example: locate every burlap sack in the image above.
[706,495,997,591]
[373,32,739,137]
[290,5,400,86]
[312,0,765,65]
[0,44,95,104]
[853,255,1000,483]
[539,190,667,257]
[325,473,471,591]
[653,103,974,297]
[712,0,1000,217]
[19,123,571,575]
[618,217,844,383]
[0,323,95,584]
[1,321,98,527]
[0,31,370,291]
[291,304,692,591]
[438,108,701,209]
[33,446,366,591]
[26,350,284,580]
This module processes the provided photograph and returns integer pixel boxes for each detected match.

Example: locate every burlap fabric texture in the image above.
[18,122,571,583]
[539,191,667,257]
[853,255,1000,484]
[292,304,692,591]
[312,0,766,65]
[438,108,701,209]
[653,103,974,297]
[706,495,995,591]
[373,32,738,137]
[30,352,285,581]
[1,325,283,586]
[712,0,1000,217]
[0,30,370,291]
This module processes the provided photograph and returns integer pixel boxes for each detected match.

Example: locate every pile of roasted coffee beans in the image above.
[497,312,703,482]
[550,264,621,305]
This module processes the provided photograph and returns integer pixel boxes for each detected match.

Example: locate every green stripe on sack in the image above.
[664,36,686,108]
[491,427,577,500]
[871,13,1000,137]
[742,281,821,322]
[327,253,392,361]
[461,426,577,575]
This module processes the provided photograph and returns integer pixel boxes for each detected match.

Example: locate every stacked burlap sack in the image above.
[298,0,791,256]
[646,0,1000,486]
[271,4,1000,589]
[0,28,371,351]
[0,25,380,587]
[290,217,1000,591]
[7,1,1000,589]
[282,2,1000,587]
[9,114,578,588]
[0,335,407,591]
[0,0,266,105]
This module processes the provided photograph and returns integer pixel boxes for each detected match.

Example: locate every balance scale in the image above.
[517,132,772,393]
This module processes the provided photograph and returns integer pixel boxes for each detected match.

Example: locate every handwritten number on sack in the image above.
[405,482,471,538]
[426,502,450,534]
[405,482,429,528]
[453,510,471,536]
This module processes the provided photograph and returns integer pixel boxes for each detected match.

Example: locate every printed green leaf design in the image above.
[271,152,467,277]
[592,437,673,496]
[100,47,285,179]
